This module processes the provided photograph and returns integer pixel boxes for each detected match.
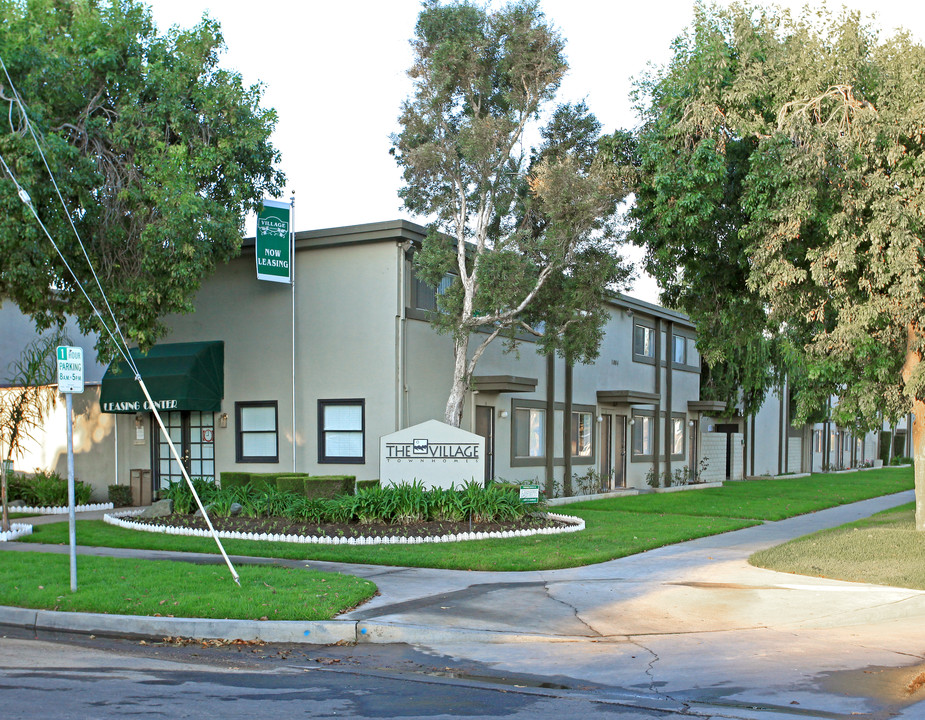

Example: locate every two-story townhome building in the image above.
[4,219,717,499]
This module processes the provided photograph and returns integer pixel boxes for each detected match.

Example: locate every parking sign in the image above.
[56,346,84,394]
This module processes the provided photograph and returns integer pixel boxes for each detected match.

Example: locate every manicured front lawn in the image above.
[14,468,912,572]
[564,468,912,520]
[0,552,377,620]
[18,512,757,571]
[750,502,925,590]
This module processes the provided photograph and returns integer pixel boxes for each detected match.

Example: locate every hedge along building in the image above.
[76,218,719,498]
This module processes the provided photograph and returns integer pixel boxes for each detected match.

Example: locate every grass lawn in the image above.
[750,502,925,590]
[564,468,912,520]
[0,551,377,620]
[15,468,912,572]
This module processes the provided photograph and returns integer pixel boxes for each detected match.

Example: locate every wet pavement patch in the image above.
[818,661,925,713]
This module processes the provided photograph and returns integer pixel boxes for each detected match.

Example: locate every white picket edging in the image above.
[104,509,584,545]
[10,502,114,515]
[0,524,33,542]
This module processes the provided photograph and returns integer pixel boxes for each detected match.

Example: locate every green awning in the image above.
[100,341,224,414]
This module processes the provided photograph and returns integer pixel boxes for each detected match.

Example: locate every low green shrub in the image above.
[891,456,914,466]
[356,479,380,492]
[304,475,353,499]
[275,475,306,495]
[108,484,133,507]
[219,472,250,490]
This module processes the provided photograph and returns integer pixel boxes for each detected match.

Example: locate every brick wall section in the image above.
[787,438,802,474]
[701,432,727,483]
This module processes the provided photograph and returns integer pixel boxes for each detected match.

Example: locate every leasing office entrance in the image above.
[100,341,224,491]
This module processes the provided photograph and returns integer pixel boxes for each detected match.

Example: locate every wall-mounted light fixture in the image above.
[596,415,603,423]
[220,412,228,428]
[499,410,509,419]
[628,418,635,427]
[688,420,695,427]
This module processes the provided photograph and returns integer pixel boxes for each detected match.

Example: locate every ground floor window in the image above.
[318,399,365,463]
[631,415,653,457]
[235,401,278,463]
[672,416,684,456]
[513,406,546,460]
[571,411,593,458]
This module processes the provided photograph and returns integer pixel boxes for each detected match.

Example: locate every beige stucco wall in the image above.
[160,237,402,481]
[1,384,116,501]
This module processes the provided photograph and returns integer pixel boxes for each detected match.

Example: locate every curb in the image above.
[0,605,592,645]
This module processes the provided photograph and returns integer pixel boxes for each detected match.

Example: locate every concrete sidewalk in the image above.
[0,490,918,647]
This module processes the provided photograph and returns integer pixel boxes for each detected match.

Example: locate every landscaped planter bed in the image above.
[106,510,584,545]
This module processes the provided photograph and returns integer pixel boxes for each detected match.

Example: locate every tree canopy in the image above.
[630,2,925,524]
[0,0,284,357]
[393,0,631,426]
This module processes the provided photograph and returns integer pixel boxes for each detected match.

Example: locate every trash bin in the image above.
[130,469,152,506]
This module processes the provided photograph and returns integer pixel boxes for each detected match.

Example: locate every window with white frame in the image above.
[672,417,684,455]
[318,399,365,463]
[673,334,686,364]
[631,415,653,457]
[634,324,655,358]
[571,411,593,457]
[235,401,278,463]
[514,407,546,458]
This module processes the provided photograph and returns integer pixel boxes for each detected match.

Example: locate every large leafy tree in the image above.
[0,0,284,355]
[393,0,630,427]
[631,2,925,525]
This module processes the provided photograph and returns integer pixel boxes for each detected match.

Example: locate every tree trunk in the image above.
[445,335,470,428]
[912,398,925,531]
[900,323,925,530]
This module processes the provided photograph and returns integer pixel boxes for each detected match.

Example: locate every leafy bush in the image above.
[253,485,298,518]
[388,481,428,525]
[353,484,391,524]
[891,456,914,466]
[108,484,133,507]
[428,485,466,522]
[8,470,92,507]
[323,493,357,524]
[162,477,217,514]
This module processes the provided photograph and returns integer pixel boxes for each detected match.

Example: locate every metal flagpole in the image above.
[290,191,296,473]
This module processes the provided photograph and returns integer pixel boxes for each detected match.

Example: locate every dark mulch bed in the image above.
[129,513,568,540]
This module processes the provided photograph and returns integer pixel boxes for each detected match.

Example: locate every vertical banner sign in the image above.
[256,198,291,283]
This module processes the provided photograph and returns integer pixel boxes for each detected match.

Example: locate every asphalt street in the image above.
[2,490,924,718]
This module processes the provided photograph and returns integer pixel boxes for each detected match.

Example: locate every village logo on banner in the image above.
[256,199,291,283]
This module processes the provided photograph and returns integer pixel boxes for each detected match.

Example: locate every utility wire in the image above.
[0,54,240,585]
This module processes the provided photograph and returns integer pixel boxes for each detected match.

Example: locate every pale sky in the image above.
[147,0,925,304]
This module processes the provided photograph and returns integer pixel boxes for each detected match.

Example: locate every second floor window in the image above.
[634,324,654,358]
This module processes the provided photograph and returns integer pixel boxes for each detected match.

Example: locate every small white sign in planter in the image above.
[380,419,484,490]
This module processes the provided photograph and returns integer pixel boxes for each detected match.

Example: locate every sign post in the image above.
[56,346,83,592]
